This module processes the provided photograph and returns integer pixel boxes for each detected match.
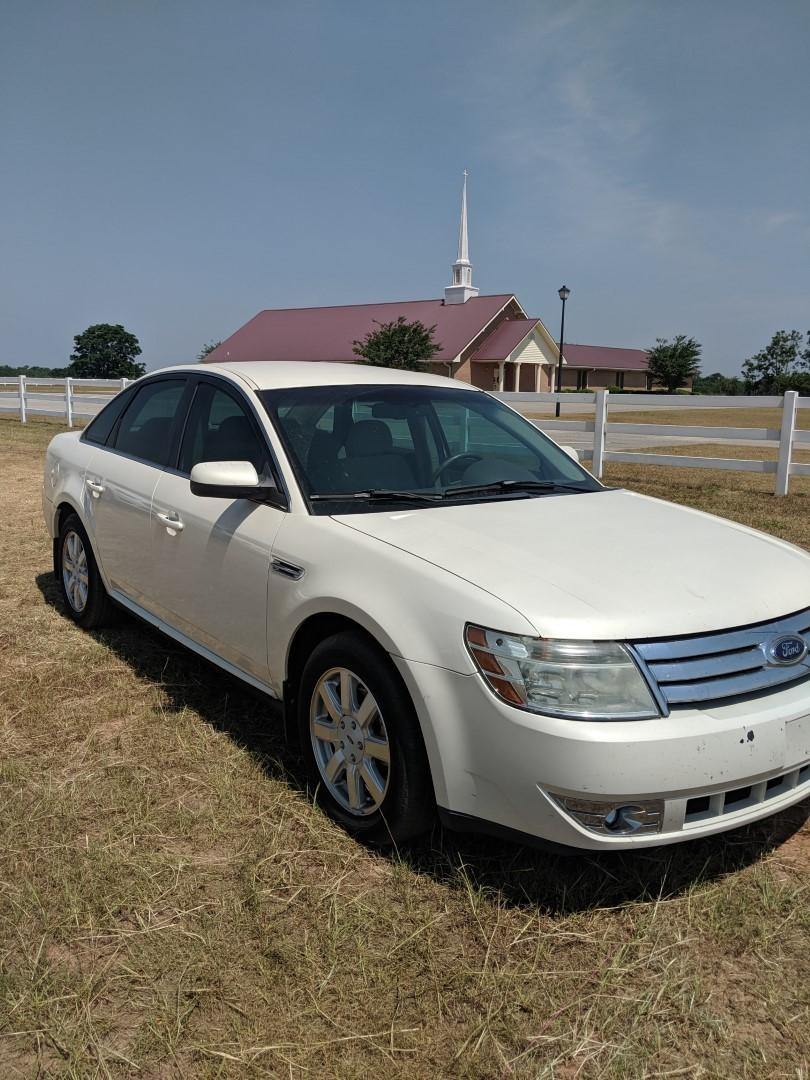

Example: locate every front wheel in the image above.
[298,632,434,844]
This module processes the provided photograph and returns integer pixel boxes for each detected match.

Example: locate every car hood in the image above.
[333,489,810,640]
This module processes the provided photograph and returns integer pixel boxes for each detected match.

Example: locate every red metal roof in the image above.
[204,295,517,365]
[469,318,539,361]
[561,343,649,371]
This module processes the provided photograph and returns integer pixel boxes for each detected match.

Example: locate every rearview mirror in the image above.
[371,402,411,420]
[190,460,265,499]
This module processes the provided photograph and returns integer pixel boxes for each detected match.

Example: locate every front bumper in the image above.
[393,656,810,850]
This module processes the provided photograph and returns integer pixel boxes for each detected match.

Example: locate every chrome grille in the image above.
[632,608,810,709]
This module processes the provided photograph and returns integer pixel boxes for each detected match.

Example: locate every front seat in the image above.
[306,429,344,491]
[341,420,415,490]
[206,415,265,474]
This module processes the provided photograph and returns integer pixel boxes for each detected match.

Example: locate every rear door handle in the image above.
[86,478,105,496]
[155,511,184,533]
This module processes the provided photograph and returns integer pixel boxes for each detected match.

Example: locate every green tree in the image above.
[773,371,810,395]
[645,336,702,392]
[353,317,442,371]
[0,364,68,378]
[692,371,745,395]
[198,339,222,361]
[742,330,809,394]
[68,324,145,379]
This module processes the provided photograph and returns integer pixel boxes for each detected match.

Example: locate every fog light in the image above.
[603,805,658,834]
[549,794,664,836]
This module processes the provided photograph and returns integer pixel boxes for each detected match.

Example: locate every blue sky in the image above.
[1,0,807,374]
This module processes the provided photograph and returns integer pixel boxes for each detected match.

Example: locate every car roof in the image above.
[147,360,484,393]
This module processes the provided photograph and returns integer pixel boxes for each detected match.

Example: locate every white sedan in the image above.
[43,362,810,850]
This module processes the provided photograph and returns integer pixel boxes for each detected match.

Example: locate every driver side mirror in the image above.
[190,460,277,501]
[559,445,580,464]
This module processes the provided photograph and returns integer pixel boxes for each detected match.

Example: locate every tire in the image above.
[56,513,116,629]
[298,631,434,844]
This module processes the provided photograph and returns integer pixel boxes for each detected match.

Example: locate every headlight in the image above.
[465,625,659,720]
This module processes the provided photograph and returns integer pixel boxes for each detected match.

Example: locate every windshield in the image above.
[259,384,601,511]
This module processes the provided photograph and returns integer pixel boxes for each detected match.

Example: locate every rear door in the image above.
[149,376,287,682]
[83,376,190,604]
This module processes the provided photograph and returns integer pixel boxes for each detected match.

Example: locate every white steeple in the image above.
[445,170,479,304]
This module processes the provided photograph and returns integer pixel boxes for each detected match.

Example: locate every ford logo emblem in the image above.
[765,634,808,666]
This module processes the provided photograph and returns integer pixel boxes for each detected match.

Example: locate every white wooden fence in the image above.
[1,378,807,496]
[496,389,809,496]
[0,375,131,427]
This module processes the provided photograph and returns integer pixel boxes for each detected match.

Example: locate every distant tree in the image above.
[773,371,810,395]
[353,317,442,371]
[198,339,222,362]
[693,371,745,395]
[742,330,809,394]
[68,324,145,379]
[0,364,68,378]
[645,336,702,392]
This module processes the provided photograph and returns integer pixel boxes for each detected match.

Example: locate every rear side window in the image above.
[112,380,187,467]
[82,387,136,446]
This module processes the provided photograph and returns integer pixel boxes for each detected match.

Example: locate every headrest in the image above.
[306,428,341,463]
[345,419,393,457]
[217,415,253,438]
[210,415,260,464]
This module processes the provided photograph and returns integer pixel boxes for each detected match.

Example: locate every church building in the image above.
[204,176,652,393]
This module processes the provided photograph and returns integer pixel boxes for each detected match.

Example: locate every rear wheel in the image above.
[298,631,434,844]
[57,513,115,628]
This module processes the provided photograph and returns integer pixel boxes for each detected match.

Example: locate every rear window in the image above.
[111,379,187,467]
[82,387,136,446]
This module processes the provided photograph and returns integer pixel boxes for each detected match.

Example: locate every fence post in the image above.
[592,389,608,478]
[18,374,26,424]
[120,377,127,392]
[65,377,74,428]
[775,390,798,496]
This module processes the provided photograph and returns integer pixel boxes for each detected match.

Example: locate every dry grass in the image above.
[1,415,809,1078]
[602,444,810,550]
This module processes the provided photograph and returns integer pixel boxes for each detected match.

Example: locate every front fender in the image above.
[267,514,537,681]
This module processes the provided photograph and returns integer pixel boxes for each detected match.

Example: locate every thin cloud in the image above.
[758,210,803,234]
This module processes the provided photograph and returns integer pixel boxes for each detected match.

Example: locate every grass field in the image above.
[1,416,809,1079]
[601,445,810,549]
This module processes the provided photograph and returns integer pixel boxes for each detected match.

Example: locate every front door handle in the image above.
[155,511,184,533]
[86,478,105,496]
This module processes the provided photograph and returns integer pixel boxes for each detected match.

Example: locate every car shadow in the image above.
[36,572,810,917]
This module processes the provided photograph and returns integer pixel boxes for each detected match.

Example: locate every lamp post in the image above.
[554,285,570,418]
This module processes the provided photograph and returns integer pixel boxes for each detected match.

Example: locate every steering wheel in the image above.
[431,452,482,484]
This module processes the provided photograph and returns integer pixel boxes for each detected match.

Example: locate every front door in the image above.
[149,379,285,682]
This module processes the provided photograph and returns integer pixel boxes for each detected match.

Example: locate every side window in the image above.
[178,383,270,476]
[82,387,136,446]
[111,380,187,467]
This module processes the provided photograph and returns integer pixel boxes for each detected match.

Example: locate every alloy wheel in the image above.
[62,530,89,613]
[309,667,391,816]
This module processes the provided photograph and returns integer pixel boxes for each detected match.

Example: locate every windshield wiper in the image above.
[309,489,445,503]
[444,479,587,499]
[309,481,590,504]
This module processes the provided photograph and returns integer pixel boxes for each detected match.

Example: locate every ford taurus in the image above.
[43,362,810,849]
